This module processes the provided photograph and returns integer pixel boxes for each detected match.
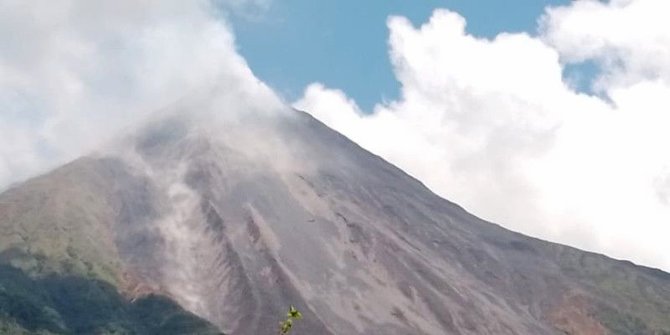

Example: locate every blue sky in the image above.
[226,0,570,110]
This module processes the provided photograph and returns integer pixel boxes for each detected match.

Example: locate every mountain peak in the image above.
[1,108,669,334]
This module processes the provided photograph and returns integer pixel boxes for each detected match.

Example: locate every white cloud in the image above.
[0,0,280,189]
[295,1,670,271]
[541,0,670,91]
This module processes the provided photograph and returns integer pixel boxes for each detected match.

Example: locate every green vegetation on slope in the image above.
[0,158,138,285]
[556,247,670,334]
[0,265,222,335]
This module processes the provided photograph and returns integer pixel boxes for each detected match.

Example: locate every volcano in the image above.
[1,106,669,335]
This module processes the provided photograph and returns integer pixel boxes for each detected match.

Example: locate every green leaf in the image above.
[280,319,293,334]
[287,306,302,320]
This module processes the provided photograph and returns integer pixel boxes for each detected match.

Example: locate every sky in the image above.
[1,0,669,272]
[226,0,570,111]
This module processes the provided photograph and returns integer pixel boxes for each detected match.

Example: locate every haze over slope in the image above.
[3,0,668,276]
[1,103,669,334]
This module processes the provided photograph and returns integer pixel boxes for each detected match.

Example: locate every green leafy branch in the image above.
[278,305,302,334]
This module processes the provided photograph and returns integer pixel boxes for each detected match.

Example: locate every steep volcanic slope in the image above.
[1,108,669,334]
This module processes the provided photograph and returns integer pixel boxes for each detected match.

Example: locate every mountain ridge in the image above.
[1,108,669,334]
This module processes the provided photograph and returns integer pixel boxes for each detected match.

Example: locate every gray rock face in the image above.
[2,108,670,334]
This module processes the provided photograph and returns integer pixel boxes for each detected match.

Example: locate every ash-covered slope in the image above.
[1,108,669,335]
